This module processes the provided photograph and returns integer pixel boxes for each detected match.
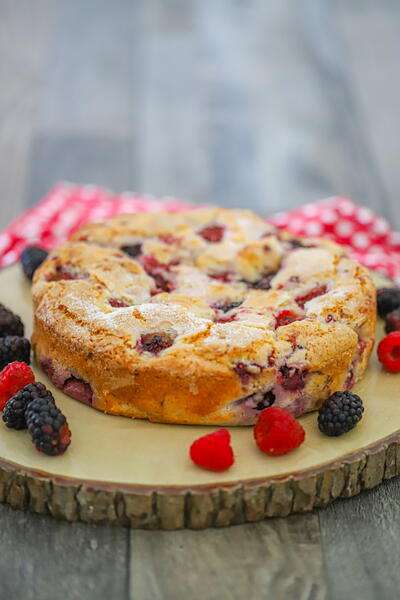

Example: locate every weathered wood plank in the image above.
[129,514,327,600]
[0,0,54,227]
[26,136,136,206]
[262,0,394,217]
[0,504,129,600]
[0,4,136,598]
[2,1,400,599]
[320,477,400,600]
[315,3,400,599]
[36,0,141,138]
[334,0,400,228]
[126,0,391,219]
[129,0,208,203]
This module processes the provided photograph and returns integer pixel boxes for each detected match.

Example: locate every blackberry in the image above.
[152,273,175,293]
[20,245,48,280]
[318,391,364,437]
[385,309,400,334]
[0,304,24,337]
[139,332,174,354]
[0,336,30,370]
[255,391,276,410]
[251,274,275,290]
[288,239,309,249]
[244,390,276,411]
[121,244,142,258]
[212,300,243,313]
[198,224,225,242]
[377,287,400,318]
[2,382,50,430]
[26,394,71,456]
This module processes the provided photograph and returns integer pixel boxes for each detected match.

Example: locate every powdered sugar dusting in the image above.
[31,205,376,424]
[134,303,210,338]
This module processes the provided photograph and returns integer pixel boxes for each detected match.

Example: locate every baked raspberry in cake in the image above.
[31,207,376,425]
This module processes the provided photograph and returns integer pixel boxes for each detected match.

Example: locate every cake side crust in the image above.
[31,208,376,425]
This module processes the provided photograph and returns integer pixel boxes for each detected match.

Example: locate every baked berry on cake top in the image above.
[31,207,376,425]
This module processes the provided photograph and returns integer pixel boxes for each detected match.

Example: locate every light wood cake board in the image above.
[0,265,399,529]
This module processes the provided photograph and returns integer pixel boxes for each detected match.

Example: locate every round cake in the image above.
[31,207,376,425]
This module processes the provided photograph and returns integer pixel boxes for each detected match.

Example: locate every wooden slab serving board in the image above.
[0,265,399,529]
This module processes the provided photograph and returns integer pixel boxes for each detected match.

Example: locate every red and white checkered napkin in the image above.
[0,184,191,268]
[1,183,399,280]
[268,197,400,280]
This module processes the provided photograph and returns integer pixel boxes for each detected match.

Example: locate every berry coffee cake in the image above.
[31,208,376,425]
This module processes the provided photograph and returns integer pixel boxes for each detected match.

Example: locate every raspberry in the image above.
[233,362,262,384]
[278,365,306,391]
[209,271,233,283]
[274,310,301,328]
[377,287,400,318]
[20,245,48,280]
[385,309,400,334]
[198,224,225,243]
[2,382,49,429]
[253,407,305,456]
[189,428,234,471]
[0,362,35,410]
[0,304,24,337]
[295,285,327,309]
[318,391,364,436]
[25,391,71,455]
[141,255,176,293]
[109,298,131,307]
[377,332,400,372]
[159,235,178,245]
[142,255,171,274]
[0,337,30,370]
[63,376,93,405]
[214,314,237,324]
[46,265,78,282]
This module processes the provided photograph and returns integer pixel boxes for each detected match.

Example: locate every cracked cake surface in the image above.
[31,207,376,425]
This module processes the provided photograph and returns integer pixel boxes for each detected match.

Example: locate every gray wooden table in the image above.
[1,1,400,598]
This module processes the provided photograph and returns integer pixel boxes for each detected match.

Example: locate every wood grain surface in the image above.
[0,0,400,599]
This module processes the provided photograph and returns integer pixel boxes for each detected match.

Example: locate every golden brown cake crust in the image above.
[31,208,376,425]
